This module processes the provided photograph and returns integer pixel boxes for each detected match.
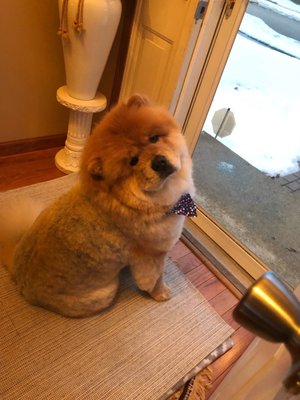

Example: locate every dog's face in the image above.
[81,95,193,206]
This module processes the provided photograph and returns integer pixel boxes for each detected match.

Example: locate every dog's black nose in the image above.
[151,155,176,178]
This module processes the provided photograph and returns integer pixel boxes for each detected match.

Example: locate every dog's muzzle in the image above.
[151,155,176,179]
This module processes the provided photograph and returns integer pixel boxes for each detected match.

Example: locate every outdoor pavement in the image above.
[276,169,300,197]
[193,132,300,287]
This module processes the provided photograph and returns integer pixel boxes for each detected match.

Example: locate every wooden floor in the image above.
[0,147,254,398]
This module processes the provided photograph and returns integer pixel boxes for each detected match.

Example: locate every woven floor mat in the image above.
[0,176,234,399]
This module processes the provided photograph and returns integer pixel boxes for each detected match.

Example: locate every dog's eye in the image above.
[130,156,139,166]
[149,135,159,143]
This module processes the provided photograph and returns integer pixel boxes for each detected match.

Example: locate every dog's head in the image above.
[80,94,194,208]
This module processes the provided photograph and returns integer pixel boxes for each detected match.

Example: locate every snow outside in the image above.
[203,0,300,177]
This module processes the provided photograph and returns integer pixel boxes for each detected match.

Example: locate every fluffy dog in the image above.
[0,94,195,317]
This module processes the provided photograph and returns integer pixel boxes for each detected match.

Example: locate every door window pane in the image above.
[193,0,300,286]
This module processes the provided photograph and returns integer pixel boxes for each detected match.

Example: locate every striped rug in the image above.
[0,175,234,399]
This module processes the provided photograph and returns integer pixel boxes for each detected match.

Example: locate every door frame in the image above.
[173,0,268,291]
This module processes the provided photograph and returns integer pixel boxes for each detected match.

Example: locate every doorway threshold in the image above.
[192,132,300,288]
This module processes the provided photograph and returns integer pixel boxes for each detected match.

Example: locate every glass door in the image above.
[182,0,300,290]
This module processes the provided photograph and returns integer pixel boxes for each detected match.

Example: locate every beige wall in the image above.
[0,0,123,143]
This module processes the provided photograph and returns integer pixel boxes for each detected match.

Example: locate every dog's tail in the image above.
[0,198,44,274]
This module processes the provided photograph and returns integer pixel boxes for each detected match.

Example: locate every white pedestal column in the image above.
[55,86,106,174]
[56,0,122,174]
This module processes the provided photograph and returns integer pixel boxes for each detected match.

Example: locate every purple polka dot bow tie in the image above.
[169,193,197,217]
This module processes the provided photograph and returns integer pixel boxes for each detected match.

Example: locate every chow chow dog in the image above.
[0,94,195,317]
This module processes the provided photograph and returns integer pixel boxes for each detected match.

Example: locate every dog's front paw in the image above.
[150,284,172,302]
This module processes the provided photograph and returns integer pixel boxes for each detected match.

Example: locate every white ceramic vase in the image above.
[58,0,122,100]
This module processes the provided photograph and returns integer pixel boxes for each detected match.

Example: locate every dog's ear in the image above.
[87,157,103,180]
[127,94,150,109]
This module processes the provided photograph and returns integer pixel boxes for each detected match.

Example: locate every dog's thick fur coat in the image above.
[0,95,195,317]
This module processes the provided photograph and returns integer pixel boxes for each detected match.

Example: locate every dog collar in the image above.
[168,193,197,217]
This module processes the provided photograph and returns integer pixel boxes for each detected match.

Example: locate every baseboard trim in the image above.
[0,134,66,157]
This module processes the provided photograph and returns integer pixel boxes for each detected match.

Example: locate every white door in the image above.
[119,0,200,107]
[120,0,299,291]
